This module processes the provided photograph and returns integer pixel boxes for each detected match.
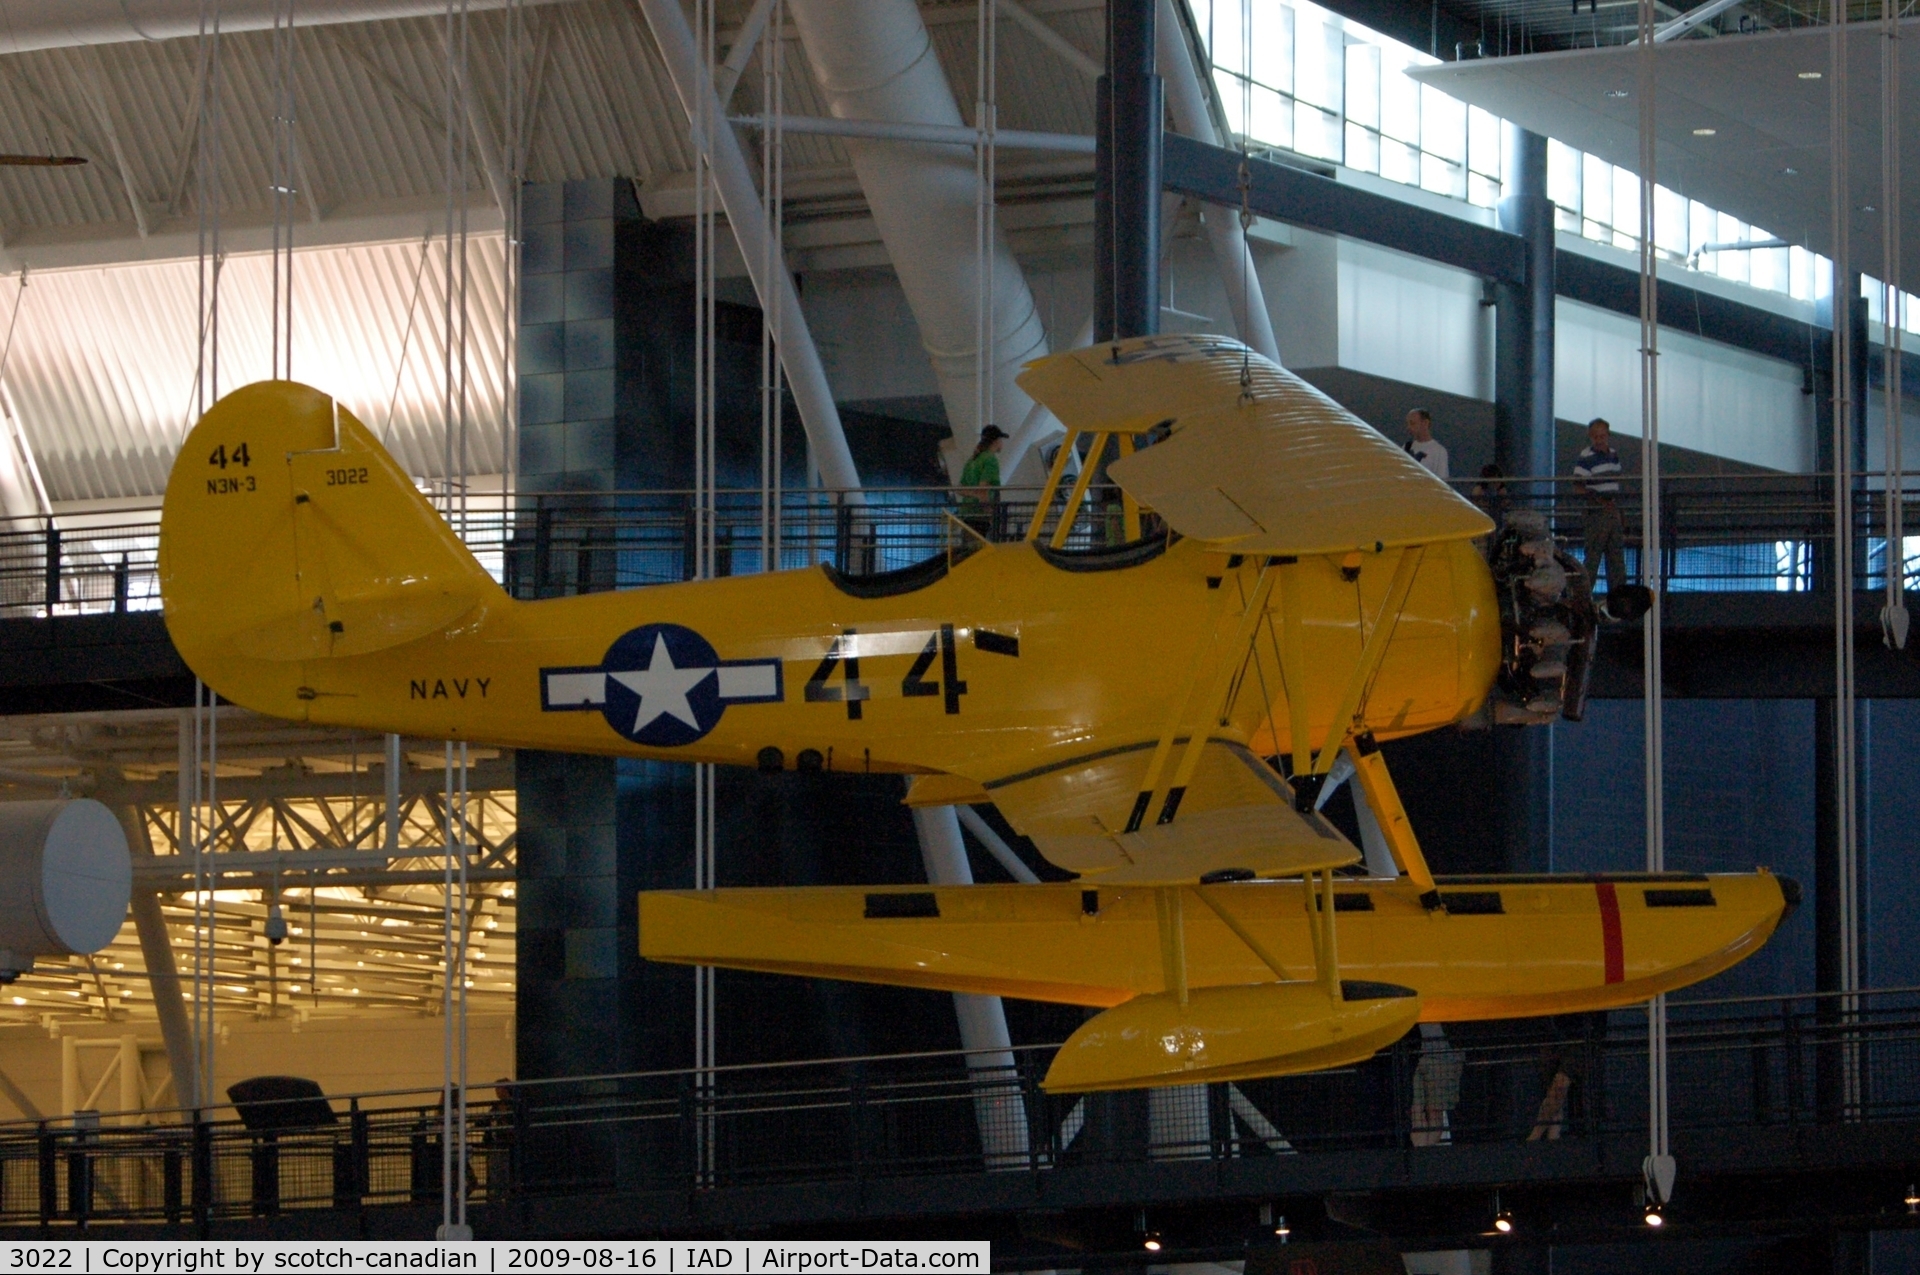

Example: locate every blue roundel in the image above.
[599,623,725,747]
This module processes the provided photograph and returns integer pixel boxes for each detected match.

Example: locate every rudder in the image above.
[159,381,501,720]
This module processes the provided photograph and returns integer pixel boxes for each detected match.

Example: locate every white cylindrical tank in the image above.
[785,0,1056,474]
[0,799,132,981]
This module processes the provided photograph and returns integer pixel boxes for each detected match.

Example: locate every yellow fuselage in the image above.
[229,536,1500,782]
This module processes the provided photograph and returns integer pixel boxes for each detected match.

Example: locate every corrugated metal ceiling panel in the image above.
[0,0,1101,500]
[2,235,507,501]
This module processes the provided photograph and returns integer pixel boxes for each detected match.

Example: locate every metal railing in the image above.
[3,987,1918,1230]
[9,474,1919,621]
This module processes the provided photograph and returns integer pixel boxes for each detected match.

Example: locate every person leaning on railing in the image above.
[956,425,1008,542]
[1573,417,1631,620]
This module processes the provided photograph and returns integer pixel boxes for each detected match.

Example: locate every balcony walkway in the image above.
[4,475,1915,712]
[3,987,1917,1253]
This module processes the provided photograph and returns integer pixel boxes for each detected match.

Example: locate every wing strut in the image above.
[1275,547,1443,908]
[1125,557,1278,831]
[1279,547,1425,803]
[1155,887,1189,1005]
[1304,869,1341,997]
[1193,883,1294,981]
[1346,733,1440,907]
[1165,870,1343,999]
[1026,429,1145,548]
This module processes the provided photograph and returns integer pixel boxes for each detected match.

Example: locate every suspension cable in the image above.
[1634,0,1671,1201]
[268,0,297,381]
[692,0,720,1185]
[974,0,998,466]
[438,0,476,1238]
[1882,0,1906,647]
[1830,0,1862,1117]
[760,0,784,572]
[188,0,226,1117]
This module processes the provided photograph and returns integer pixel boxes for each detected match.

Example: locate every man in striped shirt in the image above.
[1573,417,1629,612]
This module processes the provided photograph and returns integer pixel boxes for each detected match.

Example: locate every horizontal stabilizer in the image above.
[1043,980,1421,1092]
[1017,336,1491,555]
[159,382,502,718]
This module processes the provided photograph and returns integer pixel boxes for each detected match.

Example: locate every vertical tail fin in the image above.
[159,381,502,719]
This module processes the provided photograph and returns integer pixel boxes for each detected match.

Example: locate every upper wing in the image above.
[1017,335,1493,555]
[983,739,1359,885]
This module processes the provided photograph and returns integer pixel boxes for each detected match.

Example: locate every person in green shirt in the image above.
[956,425,1008,540]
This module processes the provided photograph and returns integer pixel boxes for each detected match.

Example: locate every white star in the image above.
[608,635,713,733]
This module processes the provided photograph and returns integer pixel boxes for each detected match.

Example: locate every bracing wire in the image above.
[382,232,434,447]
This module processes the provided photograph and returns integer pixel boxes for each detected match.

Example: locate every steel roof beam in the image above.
[1161,132,1531,283]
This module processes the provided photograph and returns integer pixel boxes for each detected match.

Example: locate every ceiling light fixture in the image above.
[1643,1202,1665,1228]
[1142,1234,1163,1253]
[1905,1185,1918,1216]
[1491,1189,1514,1234]
[1799,70,1823,79]
[1605,89,1629,98]
[1692,128,1717,136]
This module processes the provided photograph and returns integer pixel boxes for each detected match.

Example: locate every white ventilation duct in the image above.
[0,799,132,981]
[0,0,569,54]
[785,0,1055,475]
[635,0,864,493]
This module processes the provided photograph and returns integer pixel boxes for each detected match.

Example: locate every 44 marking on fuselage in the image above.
[805,624,1020,720]
[539,621,1022,747]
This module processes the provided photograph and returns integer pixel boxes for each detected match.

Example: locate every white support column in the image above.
[1315,753,1396,878]
[115,802,200,1118]
[633,0,864,493]
[783,0,1057,472]
[954,805,1038,884]
[713,0,778,104]
[911,805,1030,1168]
[1155,0,1280,365]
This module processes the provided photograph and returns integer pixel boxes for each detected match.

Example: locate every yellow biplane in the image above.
[157,334,1792,1093]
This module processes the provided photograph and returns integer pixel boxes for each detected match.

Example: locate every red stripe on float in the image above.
[1596,880,1624,985]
